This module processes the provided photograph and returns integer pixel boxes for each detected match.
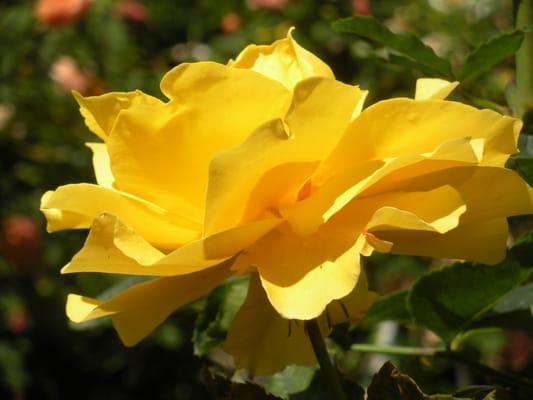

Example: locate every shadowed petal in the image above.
[223,274,316,376]
[85,143,114,188]
[379,218,510,265]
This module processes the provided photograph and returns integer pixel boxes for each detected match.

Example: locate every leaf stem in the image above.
[350,343,443,356]
[515,0,533,117]
[351,343,533,392]
[306,319,347,400]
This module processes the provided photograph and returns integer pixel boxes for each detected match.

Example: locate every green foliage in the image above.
[408,260,530,344]
[492,282,533,314]
[364,233,533,344]
[508,156,533,185]
[259,366,317,400]
[193,276,248,356]
[333,11,525,106]
[333,16,452,77]
[363,289,411,325]
[458,31,525,81]
[471,282,533,332]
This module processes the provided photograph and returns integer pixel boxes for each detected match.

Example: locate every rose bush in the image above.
[41,29,533,375]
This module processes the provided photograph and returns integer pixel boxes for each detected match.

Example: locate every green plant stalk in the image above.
[306,319,347,400]
[515,0,533,117]
[351,343,444,356]
[351,344,533,391]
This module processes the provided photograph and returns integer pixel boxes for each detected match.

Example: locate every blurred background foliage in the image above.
[0,0,531,399]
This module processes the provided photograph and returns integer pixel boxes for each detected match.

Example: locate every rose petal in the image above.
[73,90,162,140]
[223,274,316,376]
[325,98,519,173]
[109,62,290,211]
[206,77,364,235]
[229,28,334,89]
[85,143,114,188]
[41,184,200,248]
[415,78,459,100]
[233,221,362,320]
[66,264,230,346]
[62,213,281,276]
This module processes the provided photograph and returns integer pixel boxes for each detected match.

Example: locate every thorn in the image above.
[287,320,292,337]
[326,307,332,330]
[340,301,350,319]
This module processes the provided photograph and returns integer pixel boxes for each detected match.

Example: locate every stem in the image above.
[306,319,347,400]
[351,343,443,357]
[351,343,533,392]
[515,0,533,117]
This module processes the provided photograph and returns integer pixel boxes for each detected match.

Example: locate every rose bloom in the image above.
[50,56,89,93]
[41,30,533,374]
[116,0,147,22]
[221,12,242,34]
[35,0,90,26]
[352,0,371,16]
[1,215,43,273]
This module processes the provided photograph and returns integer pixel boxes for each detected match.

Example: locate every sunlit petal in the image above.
[62,213,281,276]
[415,78,459,100]
[230,28,334,88]
[66,264,230,346]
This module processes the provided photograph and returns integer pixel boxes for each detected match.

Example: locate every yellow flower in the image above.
[41,30,533,375]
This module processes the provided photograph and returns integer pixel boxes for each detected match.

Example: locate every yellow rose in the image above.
[41,30,533,376]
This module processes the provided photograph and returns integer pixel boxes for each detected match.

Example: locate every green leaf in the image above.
[508,156,533,186]
[509,230,533,266]
[458,31,524,81]
[333,16,452,77]
[363,290,411,325]
[384,53,447,77]
[408,233,533,343]
[493,282,533,313]
[257,365,316,400]
[518,134,533,157]
[471,283,533,331]
[471,309,533,331]
[193,276,248,356]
